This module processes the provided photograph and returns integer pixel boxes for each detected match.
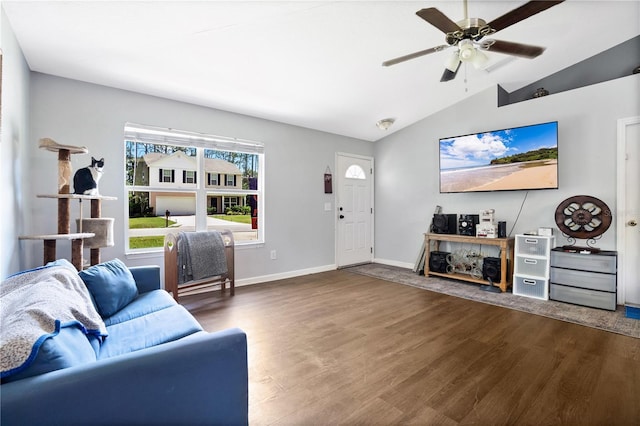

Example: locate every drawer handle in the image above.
[524,259,538,265]
[524,239,539,244]
[523,279,537,286]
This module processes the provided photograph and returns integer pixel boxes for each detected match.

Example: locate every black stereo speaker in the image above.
[432,214,457,234]
[429,251,450,273]
[482,257,503,283]
[458,214,480,236]
[498,221,507,238]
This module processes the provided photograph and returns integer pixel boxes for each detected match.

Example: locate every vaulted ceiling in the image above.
[3,1,639,141]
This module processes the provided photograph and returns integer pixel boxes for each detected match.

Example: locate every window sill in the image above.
[125,240,264,260]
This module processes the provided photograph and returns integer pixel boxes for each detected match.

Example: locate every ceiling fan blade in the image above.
[416,8,461,34]
[487,40,546,58]
[382,45,449,67]
[487,1,565,33]
[440,62,461,82]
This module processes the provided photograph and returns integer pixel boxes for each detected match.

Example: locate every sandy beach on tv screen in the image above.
[441,160,557,193]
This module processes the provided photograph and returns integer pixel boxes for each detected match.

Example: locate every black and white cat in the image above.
[73,157,104,195]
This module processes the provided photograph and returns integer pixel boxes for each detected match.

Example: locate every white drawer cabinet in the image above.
[550,249,617,311]
[513,235,555,300]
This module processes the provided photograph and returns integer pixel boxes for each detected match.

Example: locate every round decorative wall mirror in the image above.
[554,195,612,251]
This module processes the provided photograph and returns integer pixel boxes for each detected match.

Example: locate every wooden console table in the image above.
[424,233,515,292]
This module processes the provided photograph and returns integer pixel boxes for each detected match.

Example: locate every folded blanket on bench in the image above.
[177,231,228,284]
[1,261,107,378]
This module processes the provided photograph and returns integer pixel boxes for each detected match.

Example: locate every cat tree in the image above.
[19,138,116,270]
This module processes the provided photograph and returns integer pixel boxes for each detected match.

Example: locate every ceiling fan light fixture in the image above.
[471,49,489,69]
[458,39,476,62]
[376,118,396,131]
[444,51,461,72]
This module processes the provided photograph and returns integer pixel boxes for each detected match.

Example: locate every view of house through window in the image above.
[124,124,264,251]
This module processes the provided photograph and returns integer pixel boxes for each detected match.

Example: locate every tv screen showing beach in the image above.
[439,121,558,193]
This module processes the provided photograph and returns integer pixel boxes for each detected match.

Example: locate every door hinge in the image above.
[371,247,373,254]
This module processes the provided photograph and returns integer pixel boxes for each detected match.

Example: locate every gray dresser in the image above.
[549,248,617,311]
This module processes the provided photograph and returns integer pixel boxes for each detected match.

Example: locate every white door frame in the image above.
[335,152,374,267]
[616,116,640,305]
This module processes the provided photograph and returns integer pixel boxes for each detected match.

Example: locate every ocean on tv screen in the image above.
[439,121,558,193]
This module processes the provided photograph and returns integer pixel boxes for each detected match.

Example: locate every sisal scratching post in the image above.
[58,149,71,234]
[71,238,84,271]
[40,138,88,234]
[43,239,56,264]
[90,199,102,264]
[58,148,71,194]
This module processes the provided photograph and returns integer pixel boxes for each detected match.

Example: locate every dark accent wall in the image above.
[499,35,640,106]
[497,85,510,107]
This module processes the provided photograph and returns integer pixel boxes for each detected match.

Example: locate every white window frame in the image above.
[124,123,265,253]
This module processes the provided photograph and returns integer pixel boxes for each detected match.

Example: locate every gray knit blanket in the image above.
[177,231,228,284]
[1,262,107,378]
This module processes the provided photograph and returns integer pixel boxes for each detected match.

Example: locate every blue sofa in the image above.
[1,260,248,425]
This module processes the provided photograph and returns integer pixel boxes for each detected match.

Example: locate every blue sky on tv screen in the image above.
[440,122,557,170]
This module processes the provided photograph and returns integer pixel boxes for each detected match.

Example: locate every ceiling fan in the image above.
[382,0,565,82]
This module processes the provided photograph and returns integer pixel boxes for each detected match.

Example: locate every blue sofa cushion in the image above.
[2,327,97,383]
[99,304,204,360]
[103,290,177,327]
[79,259,138,318]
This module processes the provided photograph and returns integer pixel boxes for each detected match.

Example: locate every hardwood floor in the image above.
[181,270,640,425]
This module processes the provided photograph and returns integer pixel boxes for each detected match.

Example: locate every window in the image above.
[223,197,239,210]
[345,164,366,179]
[124,123,264,252]
[184,170,196,184]
[208,173,219,186]
[160,169,175,183]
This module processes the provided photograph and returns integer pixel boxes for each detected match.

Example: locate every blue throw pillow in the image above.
[79,259,138,318]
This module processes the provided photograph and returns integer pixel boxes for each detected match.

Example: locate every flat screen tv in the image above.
[439,121,558,193]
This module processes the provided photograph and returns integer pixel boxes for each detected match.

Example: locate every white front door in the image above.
[617,116,640,305]
[336,154,373,268]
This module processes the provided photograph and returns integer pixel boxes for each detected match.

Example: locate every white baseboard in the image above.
[235,260,413,287]
[373,258,413,270]
[236,264,337,287]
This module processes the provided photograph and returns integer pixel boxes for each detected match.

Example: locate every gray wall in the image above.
[374,73,640,268]
[20,73,373,282]
[0,10,31,279]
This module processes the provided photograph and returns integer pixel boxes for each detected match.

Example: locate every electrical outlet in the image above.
[270,250,277,260]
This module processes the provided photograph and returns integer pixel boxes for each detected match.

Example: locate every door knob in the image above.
[629,219,638,227]
[339,215,345,219]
